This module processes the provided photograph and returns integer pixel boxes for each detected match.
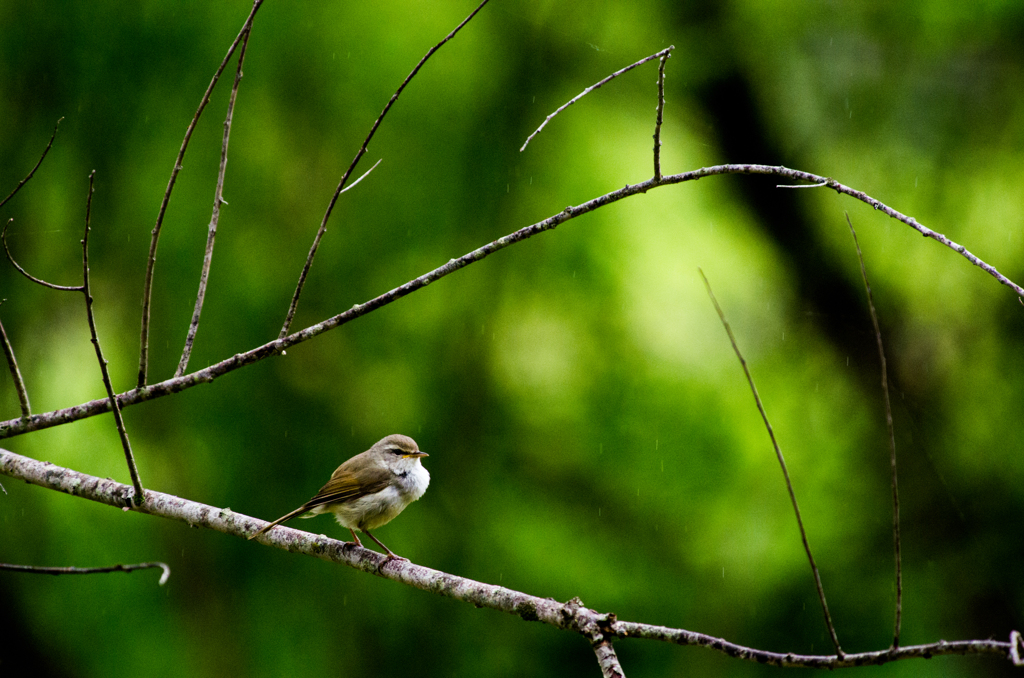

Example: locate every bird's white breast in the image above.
[331,459,429,532]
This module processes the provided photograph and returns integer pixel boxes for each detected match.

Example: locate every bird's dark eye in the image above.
[388,446,402,455]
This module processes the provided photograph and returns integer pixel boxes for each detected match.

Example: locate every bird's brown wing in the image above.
[249,464,394,540]
[299,464,393,511]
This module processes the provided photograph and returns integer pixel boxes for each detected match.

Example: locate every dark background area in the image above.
[1,1,1022,676]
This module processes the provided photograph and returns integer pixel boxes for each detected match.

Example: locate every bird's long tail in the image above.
[248,504,313,540]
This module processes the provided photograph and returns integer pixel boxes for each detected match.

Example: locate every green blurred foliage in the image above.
[1,0,1022,676]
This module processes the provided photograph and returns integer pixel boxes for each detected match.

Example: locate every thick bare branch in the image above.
[563,597,628,678]
[176,23,254,377]
[846,212,902,648]
[2,165,1019,440]
[0,446,1017,670]
[700,269,843,656]
[278,0,493,339]
[138,0,266,388]
[0,561,170,586]
[593,643,626,678]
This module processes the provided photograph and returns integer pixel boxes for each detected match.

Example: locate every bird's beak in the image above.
[404,451,428,458]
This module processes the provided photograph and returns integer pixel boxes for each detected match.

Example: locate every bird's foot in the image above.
[375,552,408,573]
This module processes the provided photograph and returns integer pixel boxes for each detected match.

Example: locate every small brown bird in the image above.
[249,434,429,558]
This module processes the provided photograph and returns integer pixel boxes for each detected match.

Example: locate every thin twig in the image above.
[2,219,84,291]
[696,166,1022,297]
[777,180,829,189]
[0,561,170,586]
[0,446,1018,670]
[138,0,266,388]
[176,23,253,378]
[846,212,902,648]
[0,305,31,418]
[700,268,844,657]
[340,158,383,196]
[520,46,674,153]
[0,118,63,212]
[81,172,146,506]
[613,617,1019,668]
[653,51,671,181]
[277,0,492,340]
[2,165,1021,441]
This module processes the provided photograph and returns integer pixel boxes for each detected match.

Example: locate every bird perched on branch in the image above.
[249,434,429,559]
